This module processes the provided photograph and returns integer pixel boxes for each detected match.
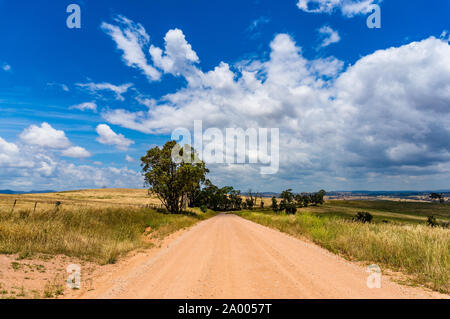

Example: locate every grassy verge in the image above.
[236,210,449,293]
[0,206,214,264]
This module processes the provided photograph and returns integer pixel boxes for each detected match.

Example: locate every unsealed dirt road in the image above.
[78,214,445,299]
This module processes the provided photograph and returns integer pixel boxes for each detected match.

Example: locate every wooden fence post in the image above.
[33,202,37,213]
[11,199,17,213]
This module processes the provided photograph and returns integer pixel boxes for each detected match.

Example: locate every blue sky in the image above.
[0,0,449,191]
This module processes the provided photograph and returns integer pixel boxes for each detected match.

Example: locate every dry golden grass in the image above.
[0,189,215,265]
[0,205,215,265]
[0,188,162,213]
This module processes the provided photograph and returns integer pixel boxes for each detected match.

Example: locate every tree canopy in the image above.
[141,141,208,214]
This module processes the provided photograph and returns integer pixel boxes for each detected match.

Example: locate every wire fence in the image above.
[0,196,165,213]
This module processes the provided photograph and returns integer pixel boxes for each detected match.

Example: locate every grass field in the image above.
[237,205,450,293]
[296,200,450,225]
[0,189,214,264]
[0,188,162,212]
[1,190,449,294]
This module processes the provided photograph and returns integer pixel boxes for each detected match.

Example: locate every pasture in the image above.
[304,199,450,224]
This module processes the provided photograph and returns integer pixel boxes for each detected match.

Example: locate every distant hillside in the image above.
[241,192,280,198]
[326,190,450,197]
[244,190,450,198]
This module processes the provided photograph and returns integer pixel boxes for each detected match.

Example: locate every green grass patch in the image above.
[236,210,449,293]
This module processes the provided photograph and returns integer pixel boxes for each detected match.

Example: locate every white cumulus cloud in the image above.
[19,123,91,160]
[318,25,341,47]
[441,30,450,42]
[20,122,71,149]
[149,28,200,78]
[2,63,11,71]
[0,133,142,190]
[76,82,133,101]
[61,146,91,158]
[96,124,134,150]
[125,155,135,162]
[69,102,97,112]
[0,137,34,168]
[101,15,161,81]
[102,16,202,85]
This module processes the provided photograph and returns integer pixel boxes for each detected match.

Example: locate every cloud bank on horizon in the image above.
[0,1,449,192]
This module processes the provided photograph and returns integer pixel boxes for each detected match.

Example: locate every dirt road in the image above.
[79,214,445,299]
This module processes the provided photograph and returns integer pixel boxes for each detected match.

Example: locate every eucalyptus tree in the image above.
[141,141,208,214]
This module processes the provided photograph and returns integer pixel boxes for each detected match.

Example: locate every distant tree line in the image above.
[429,193,445,203]
[190,184,272,211]
[188,181,243,211]
[270,189,326,214]
[141,141,326,214]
